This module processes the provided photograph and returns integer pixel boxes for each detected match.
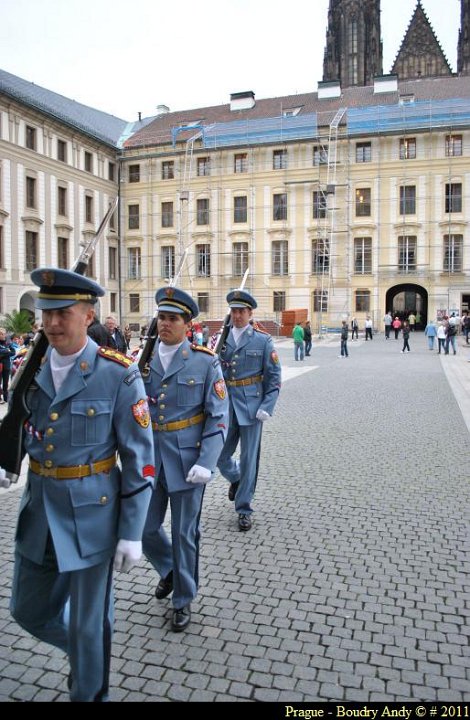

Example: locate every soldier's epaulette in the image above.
[191,344,215,356]
[253,325,269,336]
[97,346,133,367]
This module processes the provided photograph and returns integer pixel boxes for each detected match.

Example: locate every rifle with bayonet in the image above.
[137,249,188,377]
[214,268,250,355]
[0,198,118,484]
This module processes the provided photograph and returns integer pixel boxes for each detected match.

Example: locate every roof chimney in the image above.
[230,91,255,111]
[156,104,170,115]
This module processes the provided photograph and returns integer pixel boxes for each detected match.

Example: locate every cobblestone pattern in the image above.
[0,336,469,701]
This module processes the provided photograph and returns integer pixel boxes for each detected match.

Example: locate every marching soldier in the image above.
[0,268,155,702]
[217,290,281,531]
[142,287,229,631]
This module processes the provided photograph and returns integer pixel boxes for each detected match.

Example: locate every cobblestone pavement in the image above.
[0,332,469,702]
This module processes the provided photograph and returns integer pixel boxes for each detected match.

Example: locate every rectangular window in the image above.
[356,142,371,163]
[161,245,175,279]
[84,255,94,278]
[313,191,327,219]
[197,198,209,225]
[128,247,141,279]
[58,186,67,216]
[128,204,140,230]
[108,162,115,181]
[234,196,247,223]
[273,291,286,313]
[129,293,140,313]
[355,289,371,312]
[109,211,116,231]
[108,246,117,280]
[444,234,463,273]
[399,137,416,160]
[162,161,174,180]
[198,292,209,313]
[354,237,372,274]
[85,195,93,223]
[196,244,211,277]
[161,201,174,228]
[58,139,67,162]
[399,185,416,215]
[26,176,36,209]
[273,149,287,170]
[355,188,371,217]
[273,193,287,221]
[398,236,417,273]
[84,151,93,173]
[25,231,38,271]
[313,290,328,312]
[57,237,68,269]
[313,145,328,165]
[232,242,248,276]
[445,183,462,213]
[26,125,36,151]
[110,292,117,313]
[234,153,248,173]
[312,238,329,274]
[197,157,210,176]
[272,240,288,276]
[129,164,140,183]
[446,135,462,157]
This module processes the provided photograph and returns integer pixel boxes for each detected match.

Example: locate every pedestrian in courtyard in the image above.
[0,327,15,403]
[365,315,373,341]
[392,316,401,340]
[401,321,411,353]
[424,320,437,350]
[142,287,229,632]
[383,311,392,339]
[408,312,416,331]
[351,317,359,340]
[339,320,349,358]
[292,322,304,360]
[445,317,457,355]
[2,268,155,702]
[303,320,312,356]
[104,315,128,354]
[217,289,281,532]
[437,322,446,354]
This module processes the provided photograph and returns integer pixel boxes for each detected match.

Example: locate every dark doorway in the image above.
[385,283,428,329]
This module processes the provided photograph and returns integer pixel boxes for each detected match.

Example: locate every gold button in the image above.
[160,404,165,409]
[87,408,95,417]
[80,361,88,370]
[232,361,237,365]
[159,415,165,420]
[45,444,54,452]
[162,384,168,388]
[196,441,201,448]
[99,495,108,505]
[44,460,53,468]
[45,428,54,436]
[50,412,59,421]
[159,393,165,399]
[188,379,194,384]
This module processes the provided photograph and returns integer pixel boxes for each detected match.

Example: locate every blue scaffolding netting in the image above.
[348,98,470,135]
[202,112,318,148]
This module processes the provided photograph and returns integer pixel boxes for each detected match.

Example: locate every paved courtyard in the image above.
[0,332,469,702]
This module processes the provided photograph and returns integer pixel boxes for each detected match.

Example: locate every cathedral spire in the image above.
[458,0,470,75]
[391,1,452,80]
[323,0,382,88]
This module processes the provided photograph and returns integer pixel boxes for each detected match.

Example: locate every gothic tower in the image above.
[458,0,470,75]
[391,1,452,80]
[322,0,382,88]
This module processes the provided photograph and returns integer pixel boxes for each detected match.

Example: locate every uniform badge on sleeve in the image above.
[132,398,151,428]
[214,379,227,400]
[271,350,280,364]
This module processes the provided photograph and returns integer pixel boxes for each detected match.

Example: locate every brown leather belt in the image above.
[226,374,263,387]
[152,412,205,432]
[29,454,116,479]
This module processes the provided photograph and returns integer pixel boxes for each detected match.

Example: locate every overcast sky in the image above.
[0,0,462,121]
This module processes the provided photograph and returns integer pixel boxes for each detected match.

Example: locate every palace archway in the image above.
[385,283,428,329]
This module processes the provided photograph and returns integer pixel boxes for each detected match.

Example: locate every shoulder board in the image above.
[98,346,133,367]
[191,344,215,356]
[254,326,270,336]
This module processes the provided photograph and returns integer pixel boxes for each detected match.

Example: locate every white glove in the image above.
[256,409,271,422]
[186,464,211,485]
[0,467,11,489]
[113,539,142,573]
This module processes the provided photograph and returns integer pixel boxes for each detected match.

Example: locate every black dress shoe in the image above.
[228,481,239,501]
[171,605,191,632]
[238,514,252,531]
[155,571,173,600]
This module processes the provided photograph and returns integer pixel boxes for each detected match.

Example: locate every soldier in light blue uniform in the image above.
[217,290,281,531]
[142,287,229,632]
[1,268,155,702]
